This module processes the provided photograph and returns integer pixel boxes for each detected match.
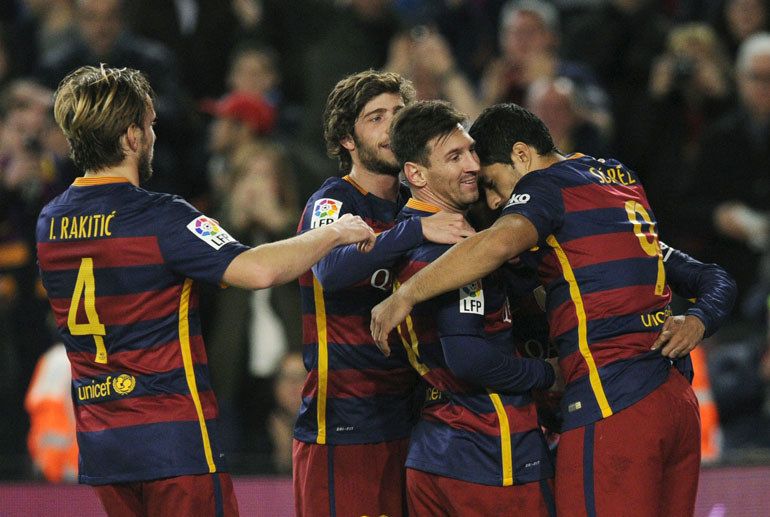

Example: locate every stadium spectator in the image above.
[295,0,404,194]
[3,0,76,79]
[481,0,611,136]
[371,102,737,517]
[708,0,770,59]
[36,0,206,201]
[384,26,486,119]
[205,141,302,471]
[123,0,242,101]
[387,99,558,515]
[24,342,78,483]
[392,0,502,83]
[689,32,770,330]
[628,22,735,250]
[226,43,280,105]
[0,79,67,478]
[561,0,669,160]
[708,337,770,456]
[267,350,306,475]
[200,90,276,212]
[35,64,375,516]
[524,76,612,158]
[293,70,474,517]
[221,41,307,195]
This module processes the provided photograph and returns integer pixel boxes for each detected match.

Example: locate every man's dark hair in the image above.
[323,70,415,173]
[469,103,557,165]
[390,100,467,168]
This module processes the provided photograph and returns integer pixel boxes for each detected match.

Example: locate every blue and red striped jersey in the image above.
[36,177,249,485]
[395,199,554,487]
[501,154,675,430]
[294,176,420,445]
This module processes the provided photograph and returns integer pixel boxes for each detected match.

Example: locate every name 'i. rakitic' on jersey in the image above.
[48,211,116,240]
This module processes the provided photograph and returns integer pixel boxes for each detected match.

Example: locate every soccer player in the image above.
[388,99,558,515]
[36,65,375,517]
[371,103,737,516]
[293,70,474,517]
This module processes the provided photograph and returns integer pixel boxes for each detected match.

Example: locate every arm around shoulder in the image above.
[221,213,376,290]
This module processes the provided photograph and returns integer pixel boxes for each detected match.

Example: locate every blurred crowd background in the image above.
[2,0,770,482]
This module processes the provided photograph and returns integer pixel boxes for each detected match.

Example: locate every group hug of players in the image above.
[36,66,735,517]
[291,71,736,517]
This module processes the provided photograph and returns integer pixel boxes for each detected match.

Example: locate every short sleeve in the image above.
[298,185,357,234]
[155,196,249,284]
[500,172,564,246]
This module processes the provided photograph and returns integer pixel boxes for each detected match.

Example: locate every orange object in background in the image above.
[25,343,78,483]
[691,346,721,463]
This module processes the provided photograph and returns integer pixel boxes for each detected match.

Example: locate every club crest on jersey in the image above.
[459,280,484,314]
[187,216,235,249]
[504,193,530,209]
[311,198,342,228]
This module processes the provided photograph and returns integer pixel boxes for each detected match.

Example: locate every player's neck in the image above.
[412,190,467,216]
[348,167,400,201]
[85,163,140,186]
[524,152,566,176]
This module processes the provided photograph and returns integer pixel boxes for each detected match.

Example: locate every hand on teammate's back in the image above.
[421,211,476,244]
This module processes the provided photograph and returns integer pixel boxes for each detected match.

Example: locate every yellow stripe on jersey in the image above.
[397,314,430,376]
[546,234,612,418]
[179,278,216,472]
[312,276,329,444]
[488,391,513,486]
[393,278,429,376]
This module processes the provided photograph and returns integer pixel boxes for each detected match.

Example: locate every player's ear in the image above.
[403,161,426,188]
[341,134,355,152]
[510,142,530,168]
[123,123,140,153]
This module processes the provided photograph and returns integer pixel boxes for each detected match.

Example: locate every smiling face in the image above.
[346,92,405,176]
[417,125,480,211]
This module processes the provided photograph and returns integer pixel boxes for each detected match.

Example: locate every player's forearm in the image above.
[398,217,530,306]
[442,334,555,392]
[661,242,737,337]
[223,224,349,289]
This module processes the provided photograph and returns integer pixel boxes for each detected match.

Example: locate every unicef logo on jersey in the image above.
[113,374,136,395]
[194,217,220,237]
[504,193,530,209]
[311,198,342,228]
[459,281,484,315]
[76,373,136,401]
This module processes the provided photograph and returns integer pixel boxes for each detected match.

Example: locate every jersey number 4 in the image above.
[67,257,108,364]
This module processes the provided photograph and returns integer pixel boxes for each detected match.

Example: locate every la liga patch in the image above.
[311,198,342,229]
[459,280,484,314]
[187,216,236,249]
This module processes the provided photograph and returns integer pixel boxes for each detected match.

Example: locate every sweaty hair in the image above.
[469,103,557,165]
[390,100,467,168]
[53,64,155,173]
[323,70,415,173]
